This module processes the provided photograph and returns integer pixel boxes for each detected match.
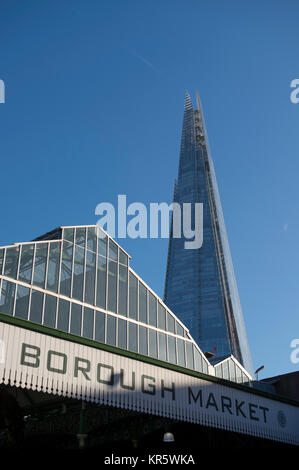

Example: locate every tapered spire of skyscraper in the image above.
[184,90,193,110]
[164,92,253,375]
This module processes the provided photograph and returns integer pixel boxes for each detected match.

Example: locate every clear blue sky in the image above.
[0,0,299,379]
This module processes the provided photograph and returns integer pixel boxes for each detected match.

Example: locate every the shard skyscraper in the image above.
[164,92,253,375]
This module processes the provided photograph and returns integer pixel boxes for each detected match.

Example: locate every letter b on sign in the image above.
[21,343,40,367]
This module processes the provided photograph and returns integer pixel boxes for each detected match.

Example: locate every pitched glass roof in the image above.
[0,224,252,383]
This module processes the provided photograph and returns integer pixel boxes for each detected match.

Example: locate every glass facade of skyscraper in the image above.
[164,93,253,375]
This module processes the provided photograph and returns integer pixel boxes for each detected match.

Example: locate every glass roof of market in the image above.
[0,224,252,384]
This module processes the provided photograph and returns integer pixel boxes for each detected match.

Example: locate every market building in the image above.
[0,225,298,449]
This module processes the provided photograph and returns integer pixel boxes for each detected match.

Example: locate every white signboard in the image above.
[0,321,298,445]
